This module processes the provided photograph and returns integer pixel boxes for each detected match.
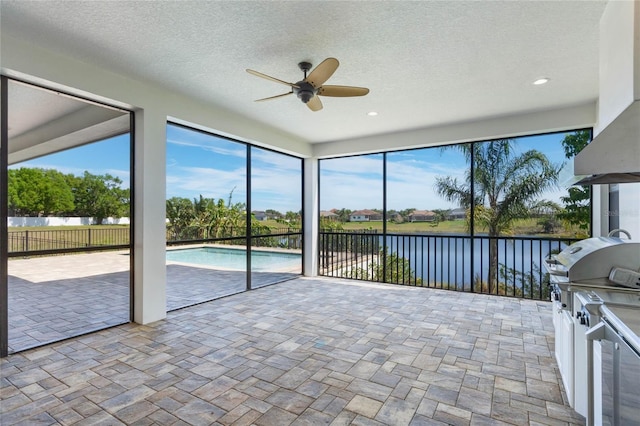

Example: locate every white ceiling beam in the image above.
[313,102,597,159]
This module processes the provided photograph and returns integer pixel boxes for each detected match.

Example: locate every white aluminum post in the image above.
[133,108,167,324]
[303,157,319,276]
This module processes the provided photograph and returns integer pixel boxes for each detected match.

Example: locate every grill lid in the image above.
[546,237,640,282]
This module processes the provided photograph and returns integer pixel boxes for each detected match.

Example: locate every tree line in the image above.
[166,192,295,241]
[167,193,246,240]
[8,168,129,225]
[324,208,453,224]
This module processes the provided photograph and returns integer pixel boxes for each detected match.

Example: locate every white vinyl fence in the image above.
[8,217,130,227]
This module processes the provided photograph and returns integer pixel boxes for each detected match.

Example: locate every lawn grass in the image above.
[8,225,130,251]
[8,217,583,250]
[340,220,466,234]
[337,218,582,238]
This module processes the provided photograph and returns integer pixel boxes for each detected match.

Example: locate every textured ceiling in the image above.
[1,0,608,144]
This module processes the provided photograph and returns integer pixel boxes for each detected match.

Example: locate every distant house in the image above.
[252,211,267,221]
[389,212,403,223]
[408,210,436,222]
[320,211,338,221]
[448,207,466,220]
[349,209,382,222]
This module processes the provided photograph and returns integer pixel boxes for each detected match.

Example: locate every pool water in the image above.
[166,247,301,271]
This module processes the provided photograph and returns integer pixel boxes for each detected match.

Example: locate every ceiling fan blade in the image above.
[255,92,293,102]
[307,96,323,112]
[318,85,370,97]
[306,58,339,88]
[246,69,299,88]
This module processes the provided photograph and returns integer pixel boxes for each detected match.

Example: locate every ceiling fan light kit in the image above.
[246,57,369,111]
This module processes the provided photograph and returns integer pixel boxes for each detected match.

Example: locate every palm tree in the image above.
[435,140,561,293]
[191,195,214,239]
[166,197,195,240]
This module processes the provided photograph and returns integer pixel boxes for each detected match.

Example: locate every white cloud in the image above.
[320,154,467,210]
[167,166,247,201]
[166,134,304,212]
[252,148,301,172]
[167,137,246,158]
[167,163,302,213]
[320,155,384,176]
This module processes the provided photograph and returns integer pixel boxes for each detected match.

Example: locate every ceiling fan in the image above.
[246,58,369,112]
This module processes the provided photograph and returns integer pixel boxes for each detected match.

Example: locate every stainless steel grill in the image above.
[544,237,640,312]
[544,237,640,285]
[544,236,640,426]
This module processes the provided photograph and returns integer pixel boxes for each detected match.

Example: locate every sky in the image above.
[320,132,575,211]
[15,135,131,188]
[16,125,584,214]
[16,124,303,213]
[166,125,302,213]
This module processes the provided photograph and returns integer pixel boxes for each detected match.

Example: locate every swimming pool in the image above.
[166,246,301,271]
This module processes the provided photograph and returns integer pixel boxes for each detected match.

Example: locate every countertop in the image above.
[567,283,640,354]
[570,284,640,305]
[600,304,640,354]
[555,279,640,354]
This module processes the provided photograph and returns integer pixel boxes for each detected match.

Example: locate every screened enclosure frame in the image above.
[317,129,594,295]
[0,75,135,357]
[165,122,305,297]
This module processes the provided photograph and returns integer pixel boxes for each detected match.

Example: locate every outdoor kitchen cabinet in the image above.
[544,237,640,423]
[553,305,574,405]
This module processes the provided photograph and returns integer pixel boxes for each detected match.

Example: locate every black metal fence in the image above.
[8,227,302,254]
[319,229,381,277]
[9,226,580,301]
[319,231,580,300]
[166,228,302,249]
[252,231,303,250]
[8,228,131,253]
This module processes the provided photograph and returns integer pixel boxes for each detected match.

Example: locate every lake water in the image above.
[346,234,572,293]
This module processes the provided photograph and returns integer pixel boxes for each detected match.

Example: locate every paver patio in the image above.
[1,276,585,425]
[7,251,299,353]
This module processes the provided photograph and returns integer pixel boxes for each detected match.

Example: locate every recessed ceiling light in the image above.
[533,78,550,85]
[367,111,378,116]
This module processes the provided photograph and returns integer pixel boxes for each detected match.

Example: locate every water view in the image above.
[387,235,569,287]
[320,231,576,298]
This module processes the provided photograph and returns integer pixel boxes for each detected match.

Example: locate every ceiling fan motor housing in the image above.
[294,81,317,104]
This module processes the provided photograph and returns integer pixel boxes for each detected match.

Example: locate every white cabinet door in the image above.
[574,318,588,416]
[560,310,574,406]
[594,340,603,424]
[554,304,563,366]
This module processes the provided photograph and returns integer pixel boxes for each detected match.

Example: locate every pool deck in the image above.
[7,250,300,354]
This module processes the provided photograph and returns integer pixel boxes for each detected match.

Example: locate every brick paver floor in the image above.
[1,277,584,425]
[7,251,299,353]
